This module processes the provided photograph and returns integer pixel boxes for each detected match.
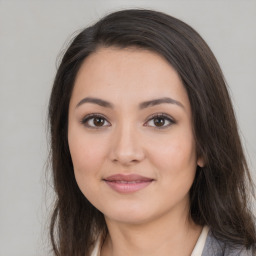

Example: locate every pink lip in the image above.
[103,174,154,193]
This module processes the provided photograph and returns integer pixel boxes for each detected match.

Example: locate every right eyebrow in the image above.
[76,97,114,109]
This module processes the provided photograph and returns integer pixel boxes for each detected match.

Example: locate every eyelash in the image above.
[80,113,110,129]
[80,113,175,129]
[144,113,175,129]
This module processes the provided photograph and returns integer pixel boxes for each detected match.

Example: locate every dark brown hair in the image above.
[48,9,256,255]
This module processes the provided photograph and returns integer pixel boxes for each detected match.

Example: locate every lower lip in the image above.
[104,180,153,193]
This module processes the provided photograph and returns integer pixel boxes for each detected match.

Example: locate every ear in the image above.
[197,156,205,168]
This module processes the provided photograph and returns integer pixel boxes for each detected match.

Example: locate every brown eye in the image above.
[154,117,165,127]
[93,117,105,127]
[145,114,175,129]
[81,114,111,128]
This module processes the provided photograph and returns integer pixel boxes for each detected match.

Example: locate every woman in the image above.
[48,9,256,255]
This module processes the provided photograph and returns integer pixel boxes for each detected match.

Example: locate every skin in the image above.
[68,47,204,256]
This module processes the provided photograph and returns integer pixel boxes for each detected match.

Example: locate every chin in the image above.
[106,213,153,226]
[102,204,167,226]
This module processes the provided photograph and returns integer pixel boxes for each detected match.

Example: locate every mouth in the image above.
[103,174,154,193]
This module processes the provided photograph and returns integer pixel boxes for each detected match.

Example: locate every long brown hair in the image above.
[48,9,256,255]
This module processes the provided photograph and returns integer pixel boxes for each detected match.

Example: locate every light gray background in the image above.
[0,1,255,255]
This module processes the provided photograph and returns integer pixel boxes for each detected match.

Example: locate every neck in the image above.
[101,206,202,256]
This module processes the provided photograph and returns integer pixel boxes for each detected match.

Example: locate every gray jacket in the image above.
[202,231,255,256]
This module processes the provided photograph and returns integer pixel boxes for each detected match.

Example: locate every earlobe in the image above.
[197,157,205,168]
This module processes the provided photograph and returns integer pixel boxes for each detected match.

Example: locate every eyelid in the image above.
[79,112,175,129]
[80,113,111,128]
[144,113,175,129]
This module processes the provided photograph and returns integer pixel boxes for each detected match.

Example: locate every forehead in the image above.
[71,47,190,111]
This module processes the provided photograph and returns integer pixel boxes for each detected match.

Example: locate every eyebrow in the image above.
[76,97,114,109]
[139,97,184,109]
[76,97,184,109]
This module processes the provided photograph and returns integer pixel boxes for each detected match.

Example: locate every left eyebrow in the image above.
[139,97,184,109]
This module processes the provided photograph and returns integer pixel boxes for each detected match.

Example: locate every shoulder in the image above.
[202,230,255,256]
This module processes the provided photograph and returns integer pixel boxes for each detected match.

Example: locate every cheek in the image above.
[149,134,196,168]
[154,135,197,201]
[68,129,109,188]
[146,129,197,190]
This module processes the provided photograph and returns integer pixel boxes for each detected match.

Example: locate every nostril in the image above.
[111,151,145,165]
[109,131,145,164]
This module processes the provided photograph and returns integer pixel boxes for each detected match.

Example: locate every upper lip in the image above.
[103,174,154,182]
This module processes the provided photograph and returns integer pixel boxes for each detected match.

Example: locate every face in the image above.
[68,47,202,225]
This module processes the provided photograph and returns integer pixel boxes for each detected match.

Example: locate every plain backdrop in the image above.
[0,1,255,255]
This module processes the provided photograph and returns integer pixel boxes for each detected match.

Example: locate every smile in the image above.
[103,174,154,193]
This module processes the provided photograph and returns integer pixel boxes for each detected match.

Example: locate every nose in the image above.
[110,123,145,166]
